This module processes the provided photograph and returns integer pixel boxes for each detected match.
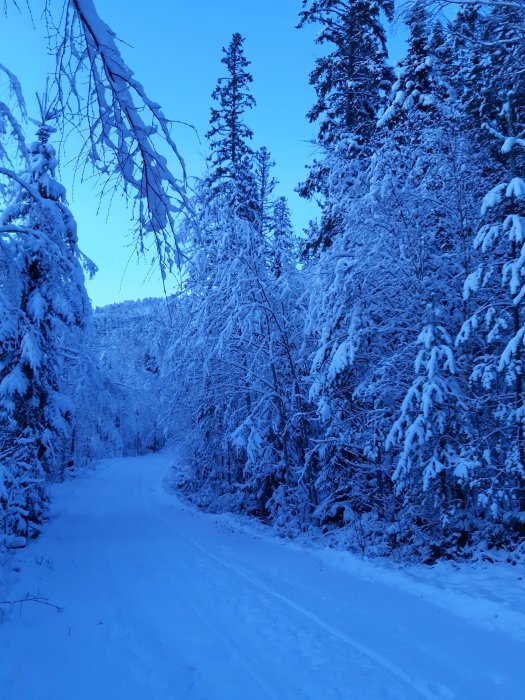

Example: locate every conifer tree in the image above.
[206,33,258,222]
[454,2,525,526]
[296,1,400,536]
[387,323,477,555]
[377,2,449,132]
[297,0,394,199]
[254,146,276,238]
[459,170,525,522]
[0,113,93,543]
[298,0,394,149]
[369,7,489,551]
[269,197,295,280]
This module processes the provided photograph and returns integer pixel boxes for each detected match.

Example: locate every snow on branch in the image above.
[47,0,195,274]
[0,63,29,177]
[429,1,525,10]
[0,63,27,119]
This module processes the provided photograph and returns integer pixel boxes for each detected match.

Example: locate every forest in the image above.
[1,0,525,565]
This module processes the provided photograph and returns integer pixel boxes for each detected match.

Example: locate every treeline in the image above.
[2,1,525,562]
[165,1,525,560]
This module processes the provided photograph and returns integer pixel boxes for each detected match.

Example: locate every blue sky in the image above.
[0,1,407,307]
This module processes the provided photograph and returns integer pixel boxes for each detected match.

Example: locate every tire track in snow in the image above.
[140,459,441,700]
[104,458,284,700]
[177,547,438,700]
[158,565,284,700]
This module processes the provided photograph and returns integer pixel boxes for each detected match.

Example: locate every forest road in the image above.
[1,452,524,700]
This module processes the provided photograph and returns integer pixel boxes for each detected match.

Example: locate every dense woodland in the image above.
[1,0,525,562]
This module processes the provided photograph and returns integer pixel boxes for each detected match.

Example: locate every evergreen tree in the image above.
[298,0,394,149]
[377,2,449,131]
[459,172,525,524]
[297,0,395,199]
[0,114,93,543]
[269,197,295,280]
[295,1,400,540]
[206,32,258,222]
[370,7,490,553]
[455,2,525,528]
[254,146,276,238]
[387,323,477,557]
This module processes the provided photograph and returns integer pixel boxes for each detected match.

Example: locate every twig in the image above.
[0,594,64,613]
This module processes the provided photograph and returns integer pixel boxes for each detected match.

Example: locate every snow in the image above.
[481,183,506,215]
[27,289,47,322]
[1,451,524,699]
[328,339,354,380]
[0,366,28,397]
[502,137,525,154]
[499,326,525,370]
[506,177,525,199]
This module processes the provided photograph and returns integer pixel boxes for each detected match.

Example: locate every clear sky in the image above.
[0,1,406,307]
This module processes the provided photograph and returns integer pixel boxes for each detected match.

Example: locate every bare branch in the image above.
[0,594,64,613]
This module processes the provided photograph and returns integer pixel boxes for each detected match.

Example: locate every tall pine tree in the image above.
[206,32,258,223]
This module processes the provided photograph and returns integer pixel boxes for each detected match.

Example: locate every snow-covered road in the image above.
[1,453,524,699]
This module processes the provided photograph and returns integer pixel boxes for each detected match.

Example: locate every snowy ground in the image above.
[1,453,524,700]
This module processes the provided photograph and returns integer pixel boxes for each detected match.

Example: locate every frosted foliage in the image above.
[3,0,525,562]
[0,64,28,183]
[503,136,525,153]
[506,178,525,199]
[1,117,93,544]
[468,173,525,376]
[0,367,28,397]
[388,326,471,500]
[91,298,174,457]
[167,188,314,526]
[481,184,506,216]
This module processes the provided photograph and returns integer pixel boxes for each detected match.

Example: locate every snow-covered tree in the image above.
[459,169,525,520]
[269,197,296,280]
[297,0,394,201]
[170,183,315,527]
[387,323,477,556]
[377,2,450,132]
[206,33,258,223]
[254,146,276,238]
[0,112,93,544]
[450,2,525,535]
[298,0,394,149]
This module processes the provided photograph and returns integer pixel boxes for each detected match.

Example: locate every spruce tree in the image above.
[377,2,450,132]
[0,113,92,543]
[297,0,395,260]
[206,32,258,222]
[455,3,525,529]
[269,197,295,280]
[298,0,394,149]
[296,1,399,535]
[254,146,276,238]
[297,0,394,198]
